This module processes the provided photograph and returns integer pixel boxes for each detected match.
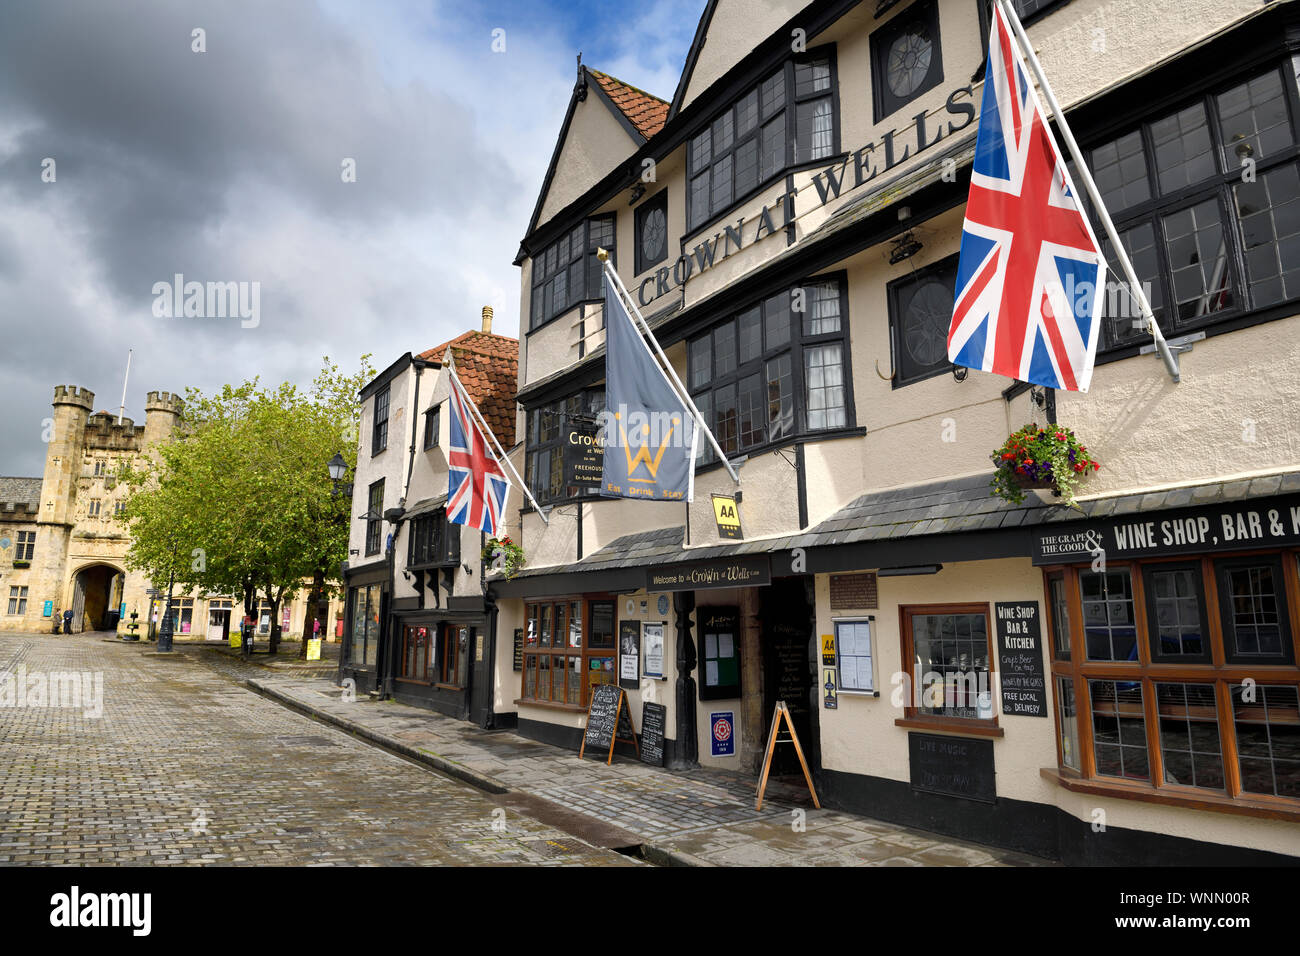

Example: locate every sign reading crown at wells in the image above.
[600,283,697,502]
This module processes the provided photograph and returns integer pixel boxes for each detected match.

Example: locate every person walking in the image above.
[62,607,73,634]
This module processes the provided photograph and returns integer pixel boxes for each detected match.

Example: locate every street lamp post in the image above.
[157,569,176,653]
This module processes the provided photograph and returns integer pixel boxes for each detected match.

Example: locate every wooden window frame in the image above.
[1043,551,1300,820]
[372,385,390,455]
[896,602,1002,736]
[397,623,434,685]
[423,405,440,450]
[519,595,616,709]
[440,624,467,688]
[365,479,384,556]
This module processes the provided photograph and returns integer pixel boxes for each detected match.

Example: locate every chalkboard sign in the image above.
[618,620,641,689]
[908,732,996,804]
[640,702,667,767]
[579,683,639,765]
[994,601,1048,717]
[512,628,523,672]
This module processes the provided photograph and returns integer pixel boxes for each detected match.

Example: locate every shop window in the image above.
[1232,683,1300,798]
[521,598,613,706]
[529,215,616,330]
[1047,556,1300,809]
[372,385,390,454]
[1089,679,1150,781]
[686,51,838,233]
[871,0,942,122]
[441,625,468,687]
[698,606,741,701]
[348,584,381,667]
[901,605,994,721]
[15,531,35,562]
[1142,562,1211,662]
[1087,62,1300,351]
[365,480,384,556]
[7,586,28,616]
[1047,572,1071,661]
[634,189,669,275]
[398,625,434,683]
[690,277,850,465]
[524,388,605,506]
[1079,569,1138,662]
[1215,555,1294,663]
[166,598,195,634]
[835,619,875,693]
[1156,682,1226,792]
[1055,675,1080,771]
[423,405,440,449]
[887,257,959,387]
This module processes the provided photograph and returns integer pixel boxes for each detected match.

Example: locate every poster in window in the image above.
[619,620,640,688]
[699,606,741,700]
[643,622,666,679]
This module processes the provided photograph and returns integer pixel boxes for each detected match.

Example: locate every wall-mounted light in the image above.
[952,365,968,383]
[629,182,646,205]
[889,231,923,264]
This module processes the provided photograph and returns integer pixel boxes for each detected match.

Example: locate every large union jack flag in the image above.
[947,3,1106,392]
[446,371,510,537]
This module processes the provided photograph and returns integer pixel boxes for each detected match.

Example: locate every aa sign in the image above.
[712,494,742,540]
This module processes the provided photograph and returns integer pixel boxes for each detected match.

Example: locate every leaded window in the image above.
[530,215,616,330]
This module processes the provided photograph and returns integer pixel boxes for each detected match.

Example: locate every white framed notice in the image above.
[834,617,877,694]
[643,622,666,679]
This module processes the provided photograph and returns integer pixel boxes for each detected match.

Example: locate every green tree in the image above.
[122,356,372,657]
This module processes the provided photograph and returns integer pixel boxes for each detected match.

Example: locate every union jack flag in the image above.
[446,370,510,537]
[947,3,1106,392]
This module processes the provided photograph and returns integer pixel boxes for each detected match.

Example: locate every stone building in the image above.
[1,384,343,639]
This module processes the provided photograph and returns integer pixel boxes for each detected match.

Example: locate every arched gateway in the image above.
[69,564,124,633]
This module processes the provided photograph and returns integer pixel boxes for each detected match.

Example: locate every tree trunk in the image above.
[299,568,325,659]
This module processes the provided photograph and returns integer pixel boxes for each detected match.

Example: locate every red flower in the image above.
[1093,462,1100,471]
[1023,458,1034,465]
[1055,432,1066,441]
[1001,452,1016,460]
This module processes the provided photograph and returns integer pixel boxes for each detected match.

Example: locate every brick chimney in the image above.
[481,305,493,334]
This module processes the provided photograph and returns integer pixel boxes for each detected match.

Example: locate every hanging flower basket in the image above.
[991,423,1100,509]
[481,536,525,580]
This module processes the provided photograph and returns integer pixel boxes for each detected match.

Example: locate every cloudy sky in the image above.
[0,0,702,476]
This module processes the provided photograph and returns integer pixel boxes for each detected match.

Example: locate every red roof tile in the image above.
[419,331,520,447]
[589,70,669,139]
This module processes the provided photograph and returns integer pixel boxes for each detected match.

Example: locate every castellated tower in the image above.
[143,390,184,448]
[40,385,95,528]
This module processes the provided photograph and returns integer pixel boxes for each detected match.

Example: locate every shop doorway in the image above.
[760,577,817,776]
[70,564,123,632]
[207,600,232,641]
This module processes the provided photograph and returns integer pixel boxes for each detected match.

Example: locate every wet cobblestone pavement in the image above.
[0,632,635,866]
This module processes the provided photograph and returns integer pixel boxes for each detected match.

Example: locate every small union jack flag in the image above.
[947,2,1106,392]
[446,370,510,537]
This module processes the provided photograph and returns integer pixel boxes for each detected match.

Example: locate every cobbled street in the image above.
[0,631,634,866]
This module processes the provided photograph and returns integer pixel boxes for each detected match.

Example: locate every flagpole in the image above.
[444,351,549,525]
[994,0,1182,384]
[597,251,741,486]
[117,349,133,425]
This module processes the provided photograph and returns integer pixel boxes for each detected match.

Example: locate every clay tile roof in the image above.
[588,70,669,139]
[418,331,520,447]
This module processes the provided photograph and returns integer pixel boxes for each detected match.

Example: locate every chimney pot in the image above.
[481,305,493,334]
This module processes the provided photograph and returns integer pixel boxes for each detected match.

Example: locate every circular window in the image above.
[641,207,667,263]
[904,279,951,368]
[886,22,934,99]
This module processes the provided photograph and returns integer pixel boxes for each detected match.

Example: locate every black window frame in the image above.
[15,531,35,562]
[529,214,617,332]
[365,479,384,556]
[1214,554,1295,665]
[372,385,390,455]
[524,387,606,507]
[634,188,670,276]
[423,404,440,450]
[688,273,854,468]
[1084,59,1300,354]
[886,254,960,388]
[1141,560,1213,664]
[407,508,460,569]
[871,0,944,123]
[685,46,840,238]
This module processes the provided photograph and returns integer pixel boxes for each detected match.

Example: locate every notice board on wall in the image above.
[994,601,1048,717]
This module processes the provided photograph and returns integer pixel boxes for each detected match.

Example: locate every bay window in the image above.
[529,215,616,330]
[521,597,616,707]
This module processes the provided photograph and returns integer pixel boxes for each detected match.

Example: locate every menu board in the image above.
[583,683,624,752]
[512,628,523,672]
[619,620,641,689]
[640,702,667,767]
[908,733,996,803]
[994,601,1048,717]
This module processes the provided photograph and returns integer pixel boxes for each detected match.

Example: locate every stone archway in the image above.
[70,564,124,633]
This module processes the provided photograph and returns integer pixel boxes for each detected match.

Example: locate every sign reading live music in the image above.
[1033,493,1300,565]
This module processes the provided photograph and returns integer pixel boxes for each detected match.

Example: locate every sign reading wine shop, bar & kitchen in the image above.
[1033,494,1300,565]
[994,602,1047,717]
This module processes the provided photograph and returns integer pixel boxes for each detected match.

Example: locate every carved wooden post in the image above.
[672,590,699,768]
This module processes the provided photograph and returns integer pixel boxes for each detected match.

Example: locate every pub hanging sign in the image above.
[1033,494,1300,566]
[563,416,604,488]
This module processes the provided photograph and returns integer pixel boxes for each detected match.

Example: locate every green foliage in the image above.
[120,355,375,613]
[481,535,525,580]
[990,423,1100,509]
